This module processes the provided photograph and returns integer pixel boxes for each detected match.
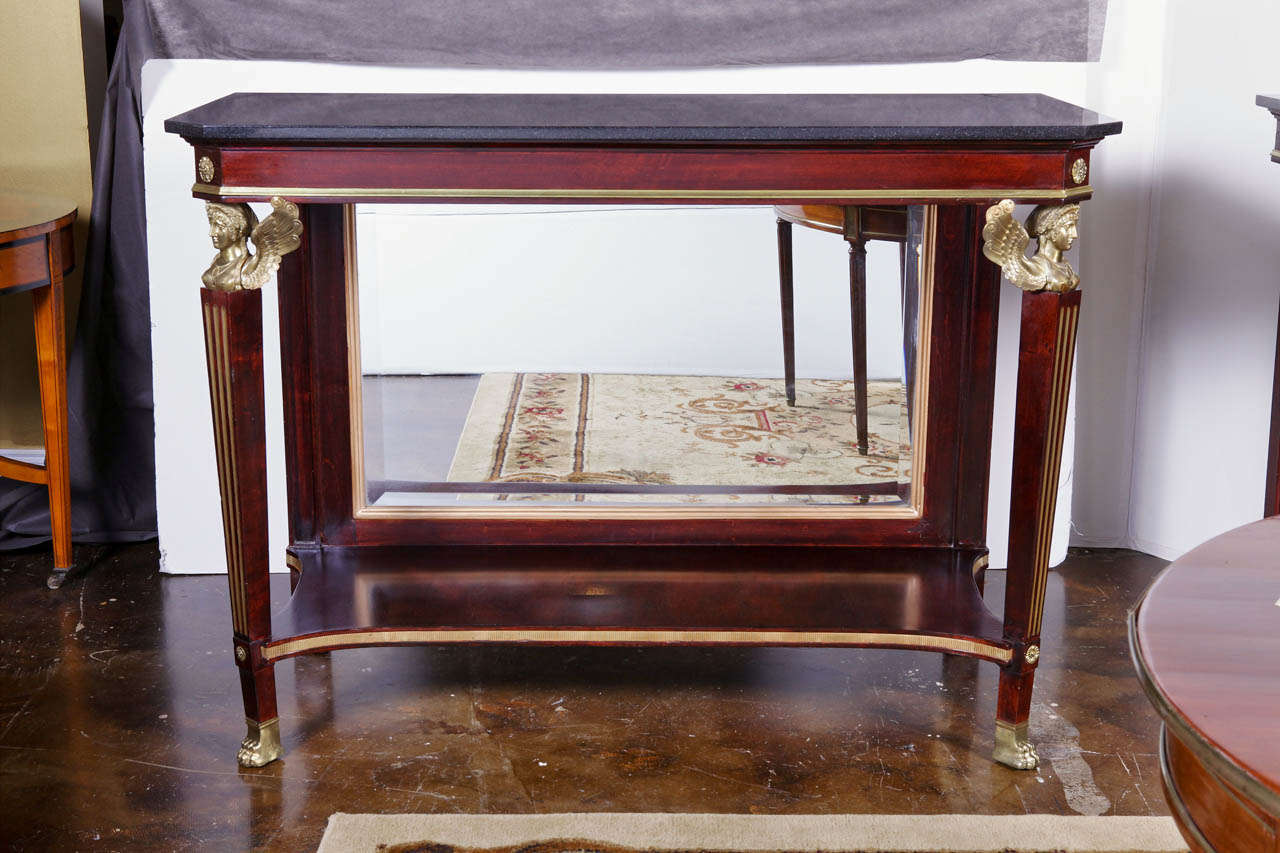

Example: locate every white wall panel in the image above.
[356,205,905,380]
[1126,1,1280,559]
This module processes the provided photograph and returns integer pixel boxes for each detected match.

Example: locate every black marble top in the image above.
[1258,94,1280,112]
[166,92,1121,144]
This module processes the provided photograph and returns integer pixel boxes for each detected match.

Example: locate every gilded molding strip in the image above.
[217,305,249,634]
[1042,303,1080,628]
[284,552,302,573]
[202,303,233,626]
[203,302,234,628]
[217,305,250,634]
[1028,308,1070,634]
[354,503,923,520]
[263,628,1013,663]
[193,183,1095,202]
[346,206,937,522]
[909,206,937,511]
[203,301,247,634]
[1029,306,1074,633]
[343,206,368,520]
[1029,303,1080,635]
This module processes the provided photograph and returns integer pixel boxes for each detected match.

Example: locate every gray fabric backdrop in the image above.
[0,0,1109,553]
[143,0,1108,67]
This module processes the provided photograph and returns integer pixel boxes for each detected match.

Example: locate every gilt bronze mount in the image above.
[981,199,1081,293]
[202,197,303,291]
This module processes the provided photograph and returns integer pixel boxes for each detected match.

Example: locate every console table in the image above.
[165,93,1120,768]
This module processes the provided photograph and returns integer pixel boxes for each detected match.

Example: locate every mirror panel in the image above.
[352,204,930,513]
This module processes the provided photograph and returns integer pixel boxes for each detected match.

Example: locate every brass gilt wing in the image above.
[241,197,303,290]
[980,199,1080,293]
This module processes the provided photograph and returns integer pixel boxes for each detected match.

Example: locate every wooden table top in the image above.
[165,92,1122,145]
[0,193,76,242]
[1132,515,1280,814]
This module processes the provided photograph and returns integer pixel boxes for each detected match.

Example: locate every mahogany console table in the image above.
[165,93,1120,768]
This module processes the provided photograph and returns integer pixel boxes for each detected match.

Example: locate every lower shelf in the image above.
[267,545,1009,664]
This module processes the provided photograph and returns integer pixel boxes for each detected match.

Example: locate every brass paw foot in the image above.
[993,720,1039,770]
[237,717,283,767]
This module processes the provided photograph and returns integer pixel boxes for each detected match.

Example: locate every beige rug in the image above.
[317,813,1187,853]
[446,373,909,502]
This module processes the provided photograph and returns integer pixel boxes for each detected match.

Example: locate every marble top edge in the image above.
[1258,94,1280,112]
[166,92,1121,144]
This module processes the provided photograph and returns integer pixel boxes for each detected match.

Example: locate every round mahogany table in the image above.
[0,193,76,588]
[1130,516,1280,852]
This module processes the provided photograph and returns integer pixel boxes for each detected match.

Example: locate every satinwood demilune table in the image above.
[0,194,76,590]
[165,93,1121,768]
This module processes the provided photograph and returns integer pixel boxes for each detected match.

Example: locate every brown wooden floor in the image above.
[0,544,1169,851]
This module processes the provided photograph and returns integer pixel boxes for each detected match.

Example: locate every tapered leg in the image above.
[777,218,796,406]
[33,235,72,588]
[995,288,1081,769]
[847,235,869,456]
[899,209,925,431]
[201,287,281,767]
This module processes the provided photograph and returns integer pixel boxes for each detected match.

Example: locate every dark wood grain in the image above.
[275,206,323,546]
[951,208,1002,550]
[273,544,1007,663]
[847,212,870,456]
[197,143,1097,206]
[1133,517,1280,851]
[776,217,796,407]
[1164,734,1275,853]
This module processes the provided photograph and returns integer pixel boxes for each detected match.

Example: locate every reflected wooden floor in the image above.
[0,544,1169,851]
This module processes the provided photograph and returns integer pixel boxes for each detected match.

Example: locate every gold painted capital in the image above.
[201,196,303,291]
[981,199,1081,293]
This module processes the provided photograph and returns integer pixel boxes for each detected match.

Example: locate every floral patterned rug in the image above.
[446,373,909,501]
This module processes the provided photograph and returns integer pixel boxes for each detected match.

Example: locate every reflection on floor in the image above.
[364,374,909,506]
[0,544,1170,850]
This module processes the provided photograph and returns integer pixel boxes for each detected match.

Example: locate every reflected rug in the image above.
[317,813,1187,853]
[446,373,909,502]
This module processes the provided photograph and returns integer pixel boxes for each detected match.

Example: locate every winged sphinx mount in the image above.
[202,197,303,291]
[981,199,1081,293]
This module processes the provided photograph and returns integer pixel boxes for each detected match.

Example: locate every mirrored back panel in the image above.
[351,204,933,515]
